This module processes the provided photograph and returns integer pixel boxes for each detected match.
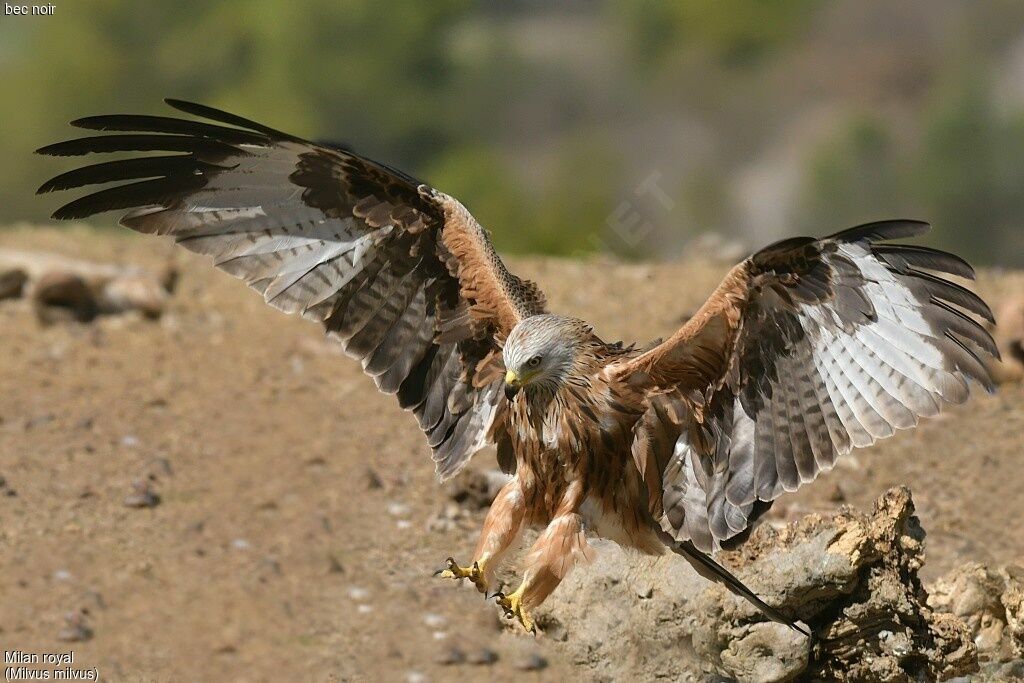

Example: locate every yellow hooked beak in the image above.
[504,369,521,400]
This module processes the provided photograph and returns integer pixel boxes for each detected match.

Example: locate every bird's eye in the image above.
[527,355,542,368]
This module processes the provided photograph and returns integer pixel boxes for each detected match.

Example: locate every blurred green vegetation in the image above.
[617,0,822,68]
[798,116,903,234]
[1,1,1023,265]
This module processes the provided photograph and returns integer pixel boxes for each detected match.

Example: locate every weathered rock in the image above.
[34,271,98,322]
[989,297,1024,383]
[1002,566,1024,658]
[544,487,981,682]
[0,248,171,321]
[929,561,1024,663]
[0,267,27,299]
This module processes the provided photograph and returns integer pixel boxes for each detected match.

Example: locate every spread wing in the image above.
[618,220,998,551]
[37,99,546,479]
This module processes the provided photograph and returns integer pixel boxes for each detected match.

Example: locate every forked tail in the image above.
[667,536,812,639]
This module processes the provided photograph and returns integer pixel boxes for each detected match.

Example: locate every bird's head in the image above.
[502,314,590,400]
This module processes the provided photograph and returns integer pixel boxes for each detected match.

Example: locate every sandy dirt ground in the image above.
[1,226,1022,682]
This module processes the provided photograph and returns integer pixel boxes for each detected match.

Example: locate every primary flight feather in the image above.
[37,100,998,634]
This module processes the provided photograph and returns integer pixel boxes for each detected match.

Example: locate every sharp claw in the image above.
[434,557,455,577]
[492,591,512,618]
[435,556,490,594]
[492,588,535,632]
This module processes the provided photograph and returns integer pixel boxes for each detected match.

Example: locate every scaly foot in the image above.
[493,586,535,633]
[433,557,489,594]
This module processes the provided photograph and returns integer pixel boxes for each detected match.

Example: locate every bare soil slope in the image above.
[1,226,1022,681]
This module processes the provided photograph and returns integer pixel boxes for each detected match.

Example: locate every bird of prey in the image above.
[37,100,998,635]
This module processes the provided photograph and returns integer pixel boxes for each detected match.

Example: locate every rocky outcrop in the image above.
[988,297,1024,384]
[541,488,1014,682]
[0,248,174,321]
[929,562,1024,681]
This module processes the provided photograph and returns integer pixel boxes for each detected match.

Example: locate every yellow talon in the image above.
[434,556,489,594]
[494,586,535,633]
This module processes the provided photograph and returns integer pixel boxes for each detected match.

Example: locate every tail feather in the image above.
[669,537,811,639]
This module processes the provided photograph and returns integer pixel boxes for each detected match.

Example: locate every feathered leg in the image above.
[436,478,526,594]
[494,511,594,632]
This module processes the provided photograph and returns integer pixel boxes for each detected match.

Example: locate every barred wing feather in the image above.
[37,99,547,479]
[623,220,997,551]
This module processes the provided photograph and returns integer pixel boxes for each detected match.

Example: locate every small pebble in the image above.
[423,613,446,628]
[387,502,411,518]
[364,467,384,490]
[348,587,370,602]
[406,671,426,683]
[434,647,465,665]
[357,604,374,614]
[327,554,345,574]
[123,480,160,508]
[53,569,73,582]
[231,538,250,550]
[57,612,93,643]
[466,648,499,666]
[514,653,548,671]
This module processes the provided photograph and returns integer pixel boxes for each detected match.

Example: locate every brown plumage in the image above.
[37,101,999,635]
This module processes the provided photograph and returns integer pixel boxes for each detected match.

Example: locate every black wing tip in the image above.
[67,114,155,131]
[50,208,78,221]
[68,115,113,130]
[875,244,978,280]
[163,97,206,115]
[162,97,249,120]
[830,219,932,244]
[162,98,300,142]
[49,196,112,220]
[35,141,73,157]
[49,201,90,220]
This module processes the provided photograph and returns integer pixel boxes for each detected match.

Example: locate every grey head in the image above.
[502,314,592,399]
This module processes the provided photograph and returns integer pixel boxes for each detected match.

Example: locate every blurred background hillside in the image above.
[2,0,1023,265]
